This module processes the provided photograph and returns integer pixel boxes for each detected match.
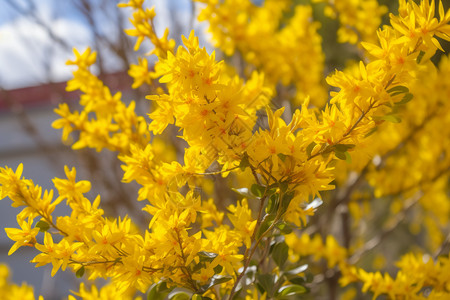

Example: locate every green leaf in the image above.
[280,192,295,215]
[278,284,307,297]
[305,272,314,283]
[209,275,232,287]
[276,222,292,234]
[266,194,278,215]
[213,264,223,274]
[288,277,306,286]
[396,93,413,105]
[257,214,276,239]
[320,150,332,160]
[230,287,243,300]
[256,274,276,296]
[76,266,85,278]
[192,262,205,273]
[390,91,407,97]
[272,242,289,268]
[239,152,250,171]
[364,126,378,138]
[170,293,190,300]
[198,251,218,262]
[277,153,287,162]
[168,289,193,300]
[267,187,278,196]
[417,51,425,63]
[148,282,173,300]
[279,181,289,193]
[387,85,409,95]
[200,275,232,292]
[380,115,402,123]
[251,184,265,198]
[344,151,352,164]
[284,264,308,276]
[36,220,50,232]
[334,150,347,160]
[335,144,355,152]
[306,142,316,158]
[191,295,202,300]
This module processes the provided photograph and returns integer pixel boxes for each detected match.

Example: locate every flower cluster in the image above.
[196,0,327,106]
[148,31,271,169]
[52,48,150,154]
[314,0,388,44]
[1,0,450,299]
[0,264,39,300]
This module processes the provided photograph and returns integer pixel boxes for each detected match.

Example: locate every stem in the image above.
[433,233,450,260]
[229,208,281,299]
[112,244,129,256]
[174,230,198,292]
[343,100,375,138]
[194,166,240,176]
[228,220,278,299]
[307,100,376,162]
[251,196,269,242]
[69,258,122,266]
[15,183,69,237]
[150,19,169,59]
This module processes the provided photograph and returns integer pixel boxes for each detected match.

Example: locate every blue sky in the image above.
[0,0,196,89]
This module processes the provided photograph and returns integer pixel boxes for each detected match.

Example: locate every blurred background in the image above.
[1,0,449,299]
[0,0,198,298]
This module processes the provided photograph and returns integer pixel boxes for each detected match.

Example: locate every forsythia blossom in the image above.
[1,0,450,299]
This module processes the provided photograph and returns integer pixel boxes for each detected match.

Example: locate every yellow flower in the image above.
[4,216,39,255]
[210,244,244,276]
[191,263,215,285]
[0,264,37,300]
[117,0,145,9]
[91,219,129,257]
[227,199,257,248]
[129,57,153,88]
[66,47,96,69]
[69,281,137,300]
[53,166,91,204]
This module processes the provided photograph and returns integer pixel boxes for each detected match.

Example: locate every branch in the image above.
[348,191,422,264]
